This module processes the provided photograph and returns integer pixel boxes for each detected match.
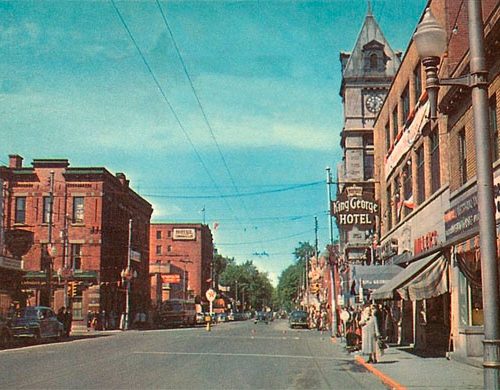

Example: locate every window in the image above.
[394,175,401,223]
[430,129,441,193]
[392,107,398,140]
[414,63,422,102]
[42,196,51,224]
[403,161,413,216]
[386,185,392,231]
[416,146,425,204]
[402,84,410,124]
[156,230,162,240]
[364,153,374,180]
[167,230,172,238]
[71,244,82,270]
[15,197,26,224]
[459,128,467,185]
[370,53,378,69]
[385,122,391,152]
[72,298,83,320]
[72,197,84,224]
[167,245,172,252]
[156,245,162,255]
[490,94,498,162]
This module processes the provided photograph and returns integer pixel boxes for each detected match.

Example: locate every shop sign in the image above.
[0,256,23,271]
[444,193,478,241]
[380,238,398,260]
[414,230,438,255]
[331,190,378,229]
[161,273,181,284]
[130,250,141,262]
[173,228,196,241]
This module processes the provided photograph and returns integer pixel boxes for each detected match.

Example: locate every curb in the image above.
[354,355,407,390]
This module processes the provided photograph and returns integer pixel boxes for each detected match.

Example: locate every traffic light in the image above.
[68,282,78,297]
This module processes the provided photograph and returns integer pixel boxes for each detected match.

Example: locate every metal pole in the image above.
[468,1,500,386]
[125,218,132,330]
[0,177,4,256]
[326,167,338,337]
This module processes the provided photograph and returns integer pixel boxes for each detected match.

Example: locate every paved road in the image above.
[0,320,386,389]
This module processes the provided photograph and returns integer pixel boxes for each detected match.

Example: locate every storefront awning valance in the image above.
[371,252,444,300]
[351,264,403,290]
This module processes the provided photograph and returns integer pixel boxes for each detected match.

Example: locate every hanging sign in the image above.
[331,188,378,229]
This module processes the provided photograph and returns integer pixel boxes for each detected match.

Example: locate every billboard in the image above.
[173,228,196,241]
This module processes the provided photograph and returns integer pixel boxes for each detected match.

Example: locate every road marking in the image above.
[197,335,301,340]
[133,351,347,361]
[354,355,407,390]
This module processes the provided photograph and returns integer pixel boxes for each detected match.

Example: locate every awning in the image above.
[391,251,411,265]
[371,253,445,300]
[397,256,448,301]
[351,264,403,290]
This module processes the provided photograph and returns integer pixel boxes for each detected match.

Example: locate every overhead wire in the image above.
[109,0,243,228]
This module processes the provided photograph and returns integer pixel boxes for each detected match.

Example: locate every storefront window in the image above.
[457,251,483,326]
[72,298,83,320]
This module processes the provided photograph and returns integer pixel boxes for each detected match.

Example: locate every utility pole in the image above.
[125,218,132,330]
[0,176,4,256]
[326,167,338,337]
[180,259,193,300]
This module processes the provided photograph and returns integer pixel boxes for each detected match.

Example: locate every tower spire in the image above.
[367,0,372,16]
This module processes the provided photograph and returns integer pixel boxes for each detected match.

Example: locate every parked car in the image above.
[288,310,308,329]
[216,313,227,323]
[254,311,269,324]
[10,306,64,341]
[0,315,12,348]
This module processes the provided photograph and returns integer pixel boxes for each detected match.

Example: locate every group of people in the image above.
[87,309,118,331]
[343,303,399,363]
[56,307,72,337]
[307,306,329,331]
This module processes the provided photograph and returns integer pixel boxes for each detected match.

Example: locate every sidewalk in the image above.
[348,343,483,389]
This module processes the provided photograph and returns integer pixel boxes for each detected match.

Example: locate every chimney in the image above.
[116,172,129,188]
[9,154,23,169]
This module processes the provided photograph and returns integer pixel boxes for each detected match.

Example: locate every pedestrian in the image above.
[64,307,72,337]
[360,305,381,363]
[57,306,65,326]
[86,310,93,331]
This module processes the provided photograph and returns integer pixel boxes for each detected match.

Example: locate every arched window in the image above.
[370,53,378,69]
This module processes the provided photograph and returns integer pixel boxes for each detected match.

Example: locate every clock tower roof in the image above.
[339,5,401,95]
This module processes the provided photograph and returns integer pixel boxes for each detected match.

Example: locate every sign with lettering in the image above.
[444,193,479,241]
[161,274,181,284]
[414,230,438,255]
[331,190,378,229]
[173,228,196,241]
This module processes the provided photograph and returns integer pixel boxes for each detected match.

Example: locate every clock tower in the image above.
[336,4,401,264]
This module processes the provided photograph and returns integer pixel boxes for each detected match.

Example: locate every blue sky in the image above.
[1,0,427,284]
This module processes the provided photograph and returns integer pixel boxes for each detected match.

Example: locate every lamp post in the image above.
[414,5,500,388]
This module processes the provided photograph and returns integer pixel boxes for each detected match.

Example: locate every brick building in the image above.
[2,155,153,328]
[149,223,213,304]
[372,0,499,360]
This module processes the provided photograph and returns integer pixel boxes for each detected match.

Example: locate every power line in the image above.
[143,180,323,199]
[216,228,314,246]
[110,0,243,227]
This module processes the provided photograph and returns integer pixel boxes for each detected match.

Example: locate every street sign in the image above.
[205,288,216,302]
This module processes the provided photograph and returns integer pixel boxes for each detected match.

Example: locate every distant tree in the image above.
[293,241,315,263]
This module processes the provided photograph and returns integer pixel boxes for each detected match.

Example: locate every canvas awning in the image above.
[351,264,403,290]
[371,252,446,301]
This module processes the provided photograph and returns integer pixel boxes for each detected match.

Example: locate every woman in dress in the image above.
[360,305,381,363]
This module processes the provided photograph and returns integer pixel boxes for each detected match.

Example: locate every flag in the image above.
[213,222,219,231]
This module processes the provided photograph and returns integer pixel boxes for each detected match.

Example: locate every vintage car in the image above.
[288,310,308,329]
[10,306,64,341]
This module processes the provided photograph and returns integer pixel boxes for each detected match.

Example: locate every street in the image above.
[0,320,385,389]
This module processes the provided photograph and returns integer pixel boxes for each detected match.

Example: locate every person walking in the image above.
[360,305,381,363]
[63,307,72,337]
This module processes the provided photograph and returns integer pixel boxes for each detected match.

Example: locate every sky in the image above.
[1,0,427,285]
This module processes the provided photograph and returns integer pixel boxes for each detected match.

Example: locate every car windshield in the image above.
[15,308,38,318]
[292,311,307,318]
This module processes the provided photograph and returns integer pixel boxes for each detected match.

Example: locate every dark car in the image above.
[0,315,13,348]
[289,310,308,329]
[254,311,269,324]
[10,306,64,341]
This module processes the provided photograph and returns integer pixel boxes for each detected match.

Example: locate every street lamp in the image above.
[414,6,500,388]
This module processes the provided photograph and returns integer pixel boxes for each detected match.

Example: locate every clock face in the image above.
[366,94,384,113]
